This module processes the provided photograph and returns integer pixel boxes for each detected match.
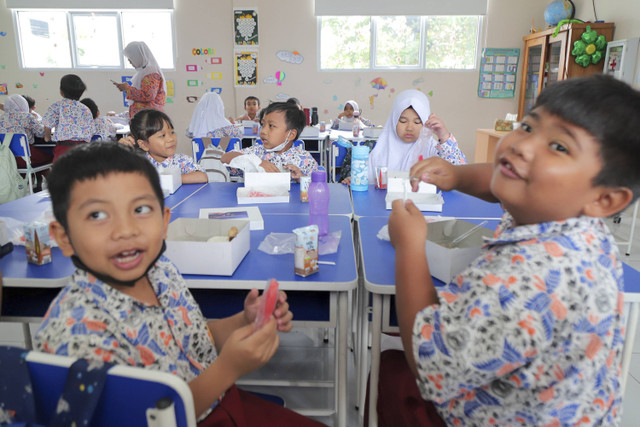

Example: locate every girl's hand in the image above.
[216,318,279,379]
[228,116,236,124]
[273,291,293,332]
[114,82,129,92]
[260,160,281,173]
[341,177,351,186]
[389,199,428,250]
[284,164,302,180]
[118,135,137,148]
[424,114,450,142]
[243,288,261,324]
[409,157,458,192]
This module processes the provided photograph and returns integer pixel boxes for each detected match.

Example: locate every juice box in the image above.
[300,176,311,202]
[293,224,319,277]
[24,221,52,265]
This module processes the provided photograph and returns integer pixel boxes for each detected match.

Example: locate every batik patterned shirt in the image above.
[0,110,44,145]
[42,99,94,142]
[235,144,318,177]
[126,73,166,118]
[413,213,624,426]
[92,117,117,141]
[435,134,467,165]
[145,152,205,174]
[34,256,217,383]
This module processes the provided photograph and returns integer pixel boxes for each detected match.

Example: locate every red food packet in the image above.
[254,278,279,329]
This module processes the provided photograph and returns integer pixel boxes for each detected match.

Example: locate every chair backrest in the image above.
[331,140,348,168]
[293,140,305,149]
[91,134,102,142]
[191,138,205,162]
[226,137,241,152]
[3,132,31,159]
[23,350,196,427]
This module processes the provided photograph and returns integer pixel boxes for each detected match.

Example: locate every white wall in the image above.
[1,0,638,159]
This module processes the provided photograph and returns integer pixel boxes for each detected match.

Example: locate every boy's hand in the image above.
[284,164,302,180]
[244,289,293,332]
[409,157,458,192]
[341,177,351,186]
[424,113,450,142]
[260,160,281,173]
[217,318,279,379]
[389,199,428,250]
[118,135,137,148]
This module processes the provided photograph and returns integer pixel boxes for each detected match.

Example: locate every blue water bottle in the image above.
[309,170,330,236]
[350,144,370,192]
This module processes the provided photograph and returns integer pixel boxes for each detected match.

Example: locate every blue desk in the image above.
[165,183,208,210]
[356,215,640,426]
[351,185,504,219]
[171,182,353,218]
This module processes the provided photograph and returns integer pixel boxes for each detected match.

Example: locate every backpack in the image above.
[198,137,230,182]
[0,133,29,204]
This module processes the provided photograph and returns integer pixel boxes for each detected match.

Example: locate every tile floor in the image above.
[2,211,640,426]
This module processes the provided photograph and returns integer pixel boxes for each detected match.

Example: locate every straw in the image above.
[450,221,488,247]
[318,261,336,265]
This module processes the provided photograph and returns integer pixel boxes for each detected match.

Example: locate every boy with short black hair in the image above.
[382,75,640,426]
[222,101,318,180]
[236,95,261,122]
[42,74,94,161]
[80,97,117,141]
[35,142,323,426]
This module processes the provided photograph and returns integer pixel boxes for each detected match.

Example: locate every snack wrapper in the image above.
[255,278,280,330]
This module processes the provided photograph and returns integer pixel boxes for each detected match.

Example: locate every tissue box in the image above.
[158,168,182,196]
[165,218,250,276]
[24,221,52,265]
[385,171,443,211]
[238,172,291,204]
[494,119,514,132]
[425,220,493,283]
[300,126,319,137]
[362,126,383,138]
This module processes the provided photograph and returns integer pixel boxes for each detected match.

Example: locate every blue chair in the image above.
[329,140,349,183]
[2,132,52,194]
[191,137,206,162]
[0,347,196,426]
[91,134,102,142]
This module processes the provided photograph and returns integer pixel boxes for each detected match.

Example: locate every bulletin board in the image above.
[477,48,520,98]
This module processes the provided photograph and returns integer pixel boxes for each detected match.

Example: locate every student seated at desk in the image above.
[222,101,318,181]
[34,142,324,427]
[119,109,208,184]
[80,98,117,141]
[331,100,373,130]
[377,75,640,426]
[235,95,261,122]
[186,92,243,140]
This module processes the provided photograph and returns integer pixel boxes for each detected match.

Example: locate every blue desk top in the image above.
[181,214,357,291]
[171,182,353,217]
[164,183,208,210]
[352,185,504,219]
[357,216,640,299]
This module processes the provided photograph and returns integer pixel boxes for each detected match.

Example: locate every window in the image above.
[319,15,481,70]
[14,10,175,70]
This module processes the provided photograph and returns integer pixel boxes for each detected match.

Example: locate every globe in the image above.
[544,0,575,26]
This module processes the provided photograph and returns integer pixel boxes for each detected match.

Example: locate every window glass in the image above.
[16,11,71,68]
[320,16,371,69]
[122,11,174,69]
[424,16,479,69]
[374,16,421,68]
[72,13,121,68]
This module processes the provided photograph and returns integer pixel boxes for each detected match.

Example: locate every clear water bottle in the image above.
[350,144,370,192]
[308,170,329,236]
[352,111,361,137]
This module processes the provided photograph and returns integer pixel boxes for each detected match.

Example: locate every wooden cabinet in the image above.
[518,23,615,120]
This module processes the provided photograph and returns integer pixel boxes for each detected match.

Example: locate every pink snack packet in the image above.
[254,278,280,329]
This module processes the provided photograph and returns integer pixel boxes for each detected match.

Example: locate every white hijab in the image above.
[123,41,166,92]
[4,94,29,113]
[340,100,359,122]
[368,90,438,182]
[187,92,233,138]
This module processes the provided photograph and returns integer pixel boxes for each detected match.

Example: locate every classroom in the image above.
[1,0,640,426]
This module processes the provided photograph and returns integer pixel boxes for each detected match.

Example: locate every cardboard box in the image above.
[158,168,182,196]
[300,126,319,137]
[385,171,443,211]
[362,126,384,138]
[24,221,52,265]
[165,218,250,276]
[425,219,493,283]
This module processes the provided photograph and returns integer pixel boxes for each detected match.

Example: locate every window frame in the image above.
[11,8,176,71]
[317,15,484,72]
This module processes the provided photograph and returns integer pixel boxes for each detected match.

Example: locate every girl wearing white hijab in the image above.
[186,92,243,140]
[331,100,373,130]
[0,94,51,179]
[367,89,466,183]
[113,41,166,118]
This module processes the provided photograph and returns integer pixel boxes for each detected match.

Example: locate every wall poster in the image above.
[478,48,520,98]
[234,9,258,47]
